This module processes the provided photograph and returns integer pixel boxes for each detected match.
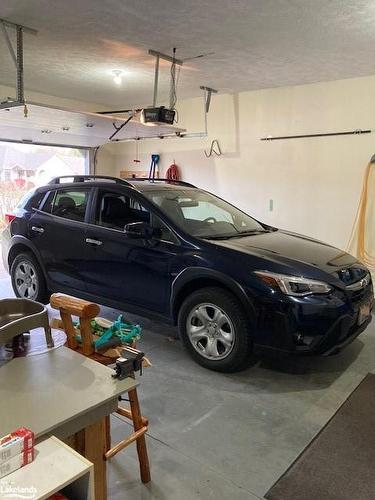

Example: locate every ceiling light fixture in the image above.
[112,70,123,85]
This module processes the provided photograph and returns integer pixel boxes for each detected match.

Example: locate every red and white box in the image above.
[0,448,34,478]
[0,428,34,467]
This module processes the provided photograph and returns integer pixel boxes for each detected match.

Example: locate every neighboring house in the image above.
[0,143,87,229]
[0,145,86,187]
[34,156,76,185]
[0,164,34,184]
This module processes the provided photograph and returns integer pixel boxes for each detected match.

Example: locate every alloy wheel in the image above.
[14,261,39,300]
[186,303,235,360]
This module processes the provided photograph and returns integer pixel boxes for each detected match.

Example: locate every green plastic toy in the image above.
[74,315,141,348]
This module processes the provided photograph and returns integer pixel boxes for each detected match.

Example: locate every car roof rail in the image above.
[48,175,133,187]
[127,178,197,188]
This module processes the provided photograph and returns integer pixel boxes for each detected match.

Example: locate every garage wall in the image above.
[106,74,375,252]
[95,146,115,174]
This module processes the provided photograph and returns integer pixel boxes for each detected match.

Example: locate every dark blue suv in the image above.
[2,175,374,372]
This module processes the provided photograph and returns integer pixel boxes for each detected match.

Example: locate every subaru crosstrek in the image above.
[2,175,374,372]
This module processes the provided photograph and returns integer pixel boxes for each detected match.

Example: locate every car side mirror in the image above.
[124,221,154,239]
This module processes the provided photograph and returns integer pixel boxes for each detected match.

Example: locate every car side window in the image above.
[95,191,150,230]
[41,189,89,222]
[17,190,46,211]
[95,190,178,243]
[40,191,55,213]
[28,192,46,210]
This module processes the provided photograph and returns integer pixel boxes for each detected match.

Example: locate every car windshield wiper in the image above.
[235,229,269,236]
[201,229,270,240]
[202,235,232,240]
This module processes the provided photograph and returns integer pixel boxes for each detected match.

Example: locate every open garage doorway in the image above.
[0,141,89,230]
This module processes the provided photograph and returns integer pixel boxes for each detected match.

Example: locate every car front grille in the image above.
[331,264,373,304]
[346,277,373,306]
[350,287,370,304]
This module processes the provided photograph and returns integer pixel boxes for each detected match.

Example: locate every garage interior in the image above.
[0,1,375,500]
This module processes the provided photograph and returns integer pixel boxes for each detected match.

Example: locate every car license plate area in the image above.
[358,301,371,325]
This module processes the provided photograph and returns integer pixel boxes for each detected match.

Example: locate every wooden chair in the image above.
[50,293,151,483]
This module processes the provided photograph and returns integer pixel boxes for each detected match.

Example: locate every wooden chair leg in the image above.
[80,317,95,356]
[116,406,149,427]
[129,388,151,483]
[104,391,151,483]
[60,311,78,349]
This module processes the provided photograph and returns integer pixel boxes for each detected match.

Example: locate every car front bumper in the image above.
[252,281,374,355]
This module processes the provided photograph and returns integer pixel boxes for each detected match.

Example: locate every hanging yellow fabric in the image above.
[348,156,375,274]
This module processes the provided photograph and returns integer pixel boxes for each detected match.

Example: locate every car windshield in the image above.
[143,188,267,239]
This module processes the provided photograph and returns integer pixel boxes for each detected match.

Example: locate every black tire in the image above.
[178,287,253,373]
[10,252,49,304]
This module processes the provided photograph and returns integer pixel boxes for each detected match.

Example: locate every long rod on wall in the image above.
[261,129,372,141]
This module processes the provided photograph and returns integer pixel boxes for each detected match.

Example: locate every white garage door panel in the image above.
[0,103,185,147]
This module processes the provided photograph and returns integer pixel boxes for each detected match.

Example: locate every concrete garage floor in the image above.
[0,268,374,499]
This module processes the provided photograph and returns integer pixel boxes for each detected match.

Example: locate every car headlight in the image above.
[254,271,332,296]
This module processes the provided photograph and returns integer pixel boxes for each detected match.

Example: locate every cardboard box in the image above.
[0,428,34,465]
[0,448,34,478]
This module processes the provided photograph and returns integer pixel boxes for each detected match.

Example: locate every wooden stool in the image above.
[50,293,151,483]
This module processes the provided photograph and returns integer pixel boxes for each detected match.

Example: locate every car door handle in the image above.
[85,238,103,246]
[31,226,44,234]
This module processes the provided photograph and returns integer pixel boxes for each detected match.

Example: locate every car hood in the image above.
[209,229,366,286]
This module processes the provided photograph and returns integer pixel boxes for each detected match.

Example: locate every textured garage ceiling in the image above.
[1,0,375,108]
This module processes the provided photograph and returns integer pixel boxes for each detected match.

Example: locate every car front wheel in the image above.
[178,287,253,372]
